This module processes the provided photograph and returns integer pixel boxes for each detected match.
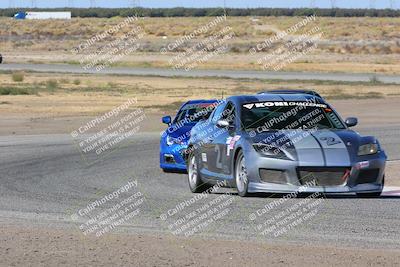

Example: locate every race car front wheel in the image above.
[187,152,210,193]
[235,150,250,197]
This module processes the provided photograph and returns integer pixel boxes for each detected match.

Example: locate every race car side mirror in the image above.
[162,116,171,125]
[216,120,234,129]
[345,117,358,127]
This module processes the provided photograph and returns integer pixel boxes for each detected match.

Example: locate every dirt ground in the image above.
[1,223,400,267]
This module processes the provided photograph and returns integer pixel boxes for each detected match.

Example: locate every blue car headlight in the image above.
[358,143,378,156]
[166,135,185,146]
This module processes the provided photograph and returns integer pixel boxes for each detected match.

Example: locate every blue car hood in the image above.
[165,123,195,141]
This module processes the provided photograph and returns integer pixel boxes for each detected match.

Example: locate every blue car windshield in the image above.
[241,101,346,131]
[173,103,216,125]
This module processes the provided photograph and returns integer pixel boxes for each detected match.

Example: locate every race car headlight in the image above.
[166,135,184,146]
[358,143,378,156]
[253,144,289,160]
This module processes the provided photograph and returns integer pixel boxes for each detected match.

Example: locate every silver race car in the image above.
[186,90,386,197]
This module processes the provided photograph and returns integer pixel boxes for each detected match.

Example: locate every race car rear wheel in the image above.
[187,152,210,193]
[235,150,250,197]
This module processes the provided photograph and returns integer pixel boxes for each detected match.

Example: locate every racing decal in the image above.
[243,103,255,110]
[312,131,351,166]
[182,103,214,110]
[242,101,327,109]
[226,135,241,156]
[215,146,222,169]
[356,161,369,169]
[201,153,207,162]
[319,136,341,146]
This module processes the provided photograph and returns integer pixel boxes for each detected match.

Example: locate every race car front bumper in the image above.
[248,181,384,194]
[160,143,188,172]
[246,153,386,194]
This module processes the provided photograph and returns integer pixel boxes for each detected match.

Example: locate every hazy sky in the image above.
[2,0,398,9]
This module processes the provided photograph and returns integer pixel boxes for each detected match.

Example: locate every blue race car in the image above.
[160,99,220,173]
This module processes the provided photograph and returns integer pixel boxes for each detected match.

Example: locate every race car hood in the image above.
[249,129,367,166]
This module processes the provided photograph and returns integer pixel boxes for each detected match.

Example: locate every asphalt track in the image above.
[1,63,400,83]
[0,128,399,250]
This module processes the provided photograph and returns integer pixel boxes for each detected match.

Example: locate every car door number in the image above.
[214,145,222,169]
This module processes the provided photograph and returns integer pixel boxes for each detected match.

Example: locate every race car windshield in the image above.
[174,104,216,125]
[241,101,346,131]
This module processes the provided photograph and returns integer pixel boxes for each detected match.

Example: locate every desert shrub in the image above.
[11,72,24,82]
[0,87,34,95]
[46,79,58,90]
[369,75,381,84]
[60,78,70,84]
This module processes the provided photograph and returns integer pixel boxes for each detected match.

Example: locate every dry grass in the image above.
[1,16,400,74]
[2,16,400,42]
[0,72,399,116]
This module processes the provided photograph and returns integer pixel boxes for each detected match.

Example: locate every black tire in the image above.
[187,151,210,193]
[356,175,384,198]
[234,150,250,197]
[0,54,2,64]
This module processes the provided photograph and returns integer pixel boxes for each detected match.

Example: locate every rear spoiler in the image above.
[258,90,323,99]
